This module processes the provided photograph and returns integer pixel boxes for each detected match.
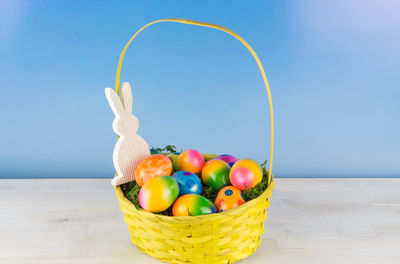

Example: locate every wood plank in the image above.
[0,179,399,263]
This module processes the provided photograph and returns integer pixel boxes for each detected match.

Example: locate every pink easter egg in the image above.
[229,159,263,190]
[215,154,239,167]
[177,149,205,174]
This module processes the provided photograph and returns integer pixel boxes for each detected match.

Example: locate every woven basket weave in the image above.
[112,19,275,263]
[115,177,273,264]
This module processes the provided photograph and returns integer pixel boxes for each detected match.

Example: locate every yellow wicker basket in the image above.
[113,19,275,264]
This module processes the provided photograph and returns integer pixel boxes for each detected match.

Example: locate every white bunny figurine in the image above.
[105,82,150,186]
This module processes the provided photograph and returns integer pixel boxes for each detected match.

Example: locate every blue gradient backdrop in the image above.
[1,0,399,178]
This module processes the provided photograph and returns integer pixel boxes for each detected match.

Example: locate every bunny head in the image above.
[105,82,139,136]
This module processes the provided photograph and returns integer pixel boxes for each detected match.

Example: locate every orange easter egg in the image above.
[139,176,179,212]
[135,154,172,186]
[215,186,245,212]
[177,149,205,174]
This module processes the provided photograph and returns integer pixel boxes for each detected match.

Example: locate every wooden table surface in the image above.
[1,178,399,264]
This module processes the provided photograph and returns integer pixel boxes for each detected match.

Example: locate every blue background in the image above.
[1,0,399,178]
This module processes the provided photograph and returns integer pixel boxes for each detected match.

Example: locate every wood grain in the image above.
[0,179,399,263]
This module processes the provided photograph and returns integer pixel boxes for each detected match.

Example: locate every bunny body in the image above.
[105,82,150,186]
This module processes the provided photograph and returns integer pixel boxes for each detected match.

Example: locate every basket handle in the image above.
[114,18,274,184]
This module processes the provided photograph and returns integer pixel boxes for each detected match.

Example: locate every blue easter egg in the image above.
[172,171,202,195]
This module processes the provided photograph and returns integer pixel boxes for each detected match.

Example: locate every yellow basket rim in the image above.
[114,175,274,222]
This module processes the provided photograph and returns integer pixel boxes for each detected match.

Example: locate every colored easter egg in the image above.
[229,159,263,190]
[215,154,239,167]
[172,171,202,195]
[139,176,179,212]
[135,154,172,186]
[215,186,245,212]
[172,194,217,216]
[177,149,205,174]
[166,153,179,171]
[201,159,231,190]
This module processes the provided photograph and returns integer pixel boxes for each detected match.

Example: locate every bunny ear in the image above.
[120,82,133,114]
[105,88,124,117]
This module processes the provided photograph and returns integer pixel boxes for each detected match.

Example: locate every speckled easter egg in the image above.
[172,194,217,216]
[229,159,262,190]
[215,154,239,167]
[177,149,204,174]
[172,171,202,195]
[135,154,172,186]
[201,159,231,191]
[139,176,179,212]
[215,186,245,212]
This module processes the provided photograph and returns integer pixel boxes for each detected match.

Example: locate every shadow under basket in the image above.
[114,176,274,264]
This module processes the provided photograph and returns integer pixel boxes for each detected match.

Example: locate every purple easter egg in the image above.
[215,154,239,167]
